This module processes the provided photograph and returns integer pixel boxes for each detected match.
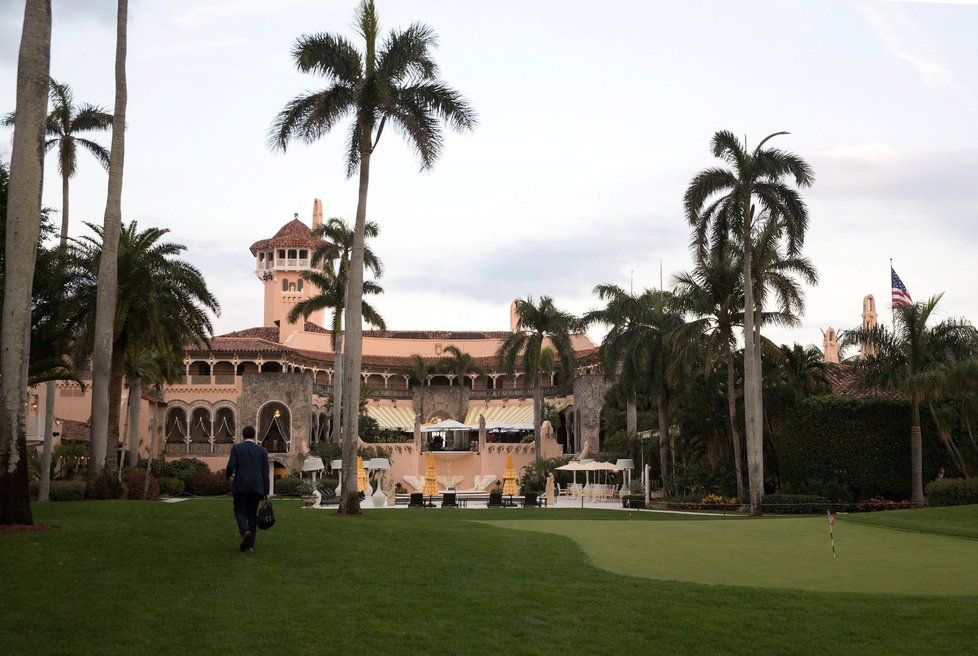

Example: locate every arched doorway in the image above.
[258,402,290,453]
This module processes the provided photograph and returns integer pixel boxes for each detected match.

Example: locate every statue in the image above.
[545,472,555,508]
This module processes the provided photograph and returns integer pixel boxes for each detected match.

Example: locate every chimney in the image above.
[510,299,520,332]
[312,198,323,229]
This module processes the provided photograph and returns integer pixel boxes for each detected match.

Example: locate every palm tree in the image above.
[0,0,51,525]
[87,0,129,497]
[4,80,112,500]
[76,221,219,487]
[397,354,434,423]
[587,286,685,494]
[291,216,385,443]
[438,345,485,421]
[842,294,978,505]
[2,80,113,248]
[684,130,814,514]
[269,0,476,514]
[287,269,386,442]
[497,297,578,461]
[672,250,747,500]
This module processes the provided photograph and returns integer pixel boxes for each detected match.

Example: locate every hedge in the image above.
[186,471,230,496]
[157,477,185,496]
[762,493,830,514]
[123,472,159,500]
[773,396,951,501]
[274,476,306,496]
[29,480,87,501]
[925,478,978,507]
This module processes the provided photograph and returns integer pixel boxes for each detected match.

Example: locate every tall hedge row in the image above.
[772,396,951,501]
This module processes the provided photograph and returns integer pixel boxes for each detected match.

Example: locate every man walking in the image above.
[226,425,270,552]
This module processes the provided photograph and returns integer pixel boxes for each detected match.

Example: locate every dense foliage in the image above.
[925,479,978,507]
[773,396,954,501]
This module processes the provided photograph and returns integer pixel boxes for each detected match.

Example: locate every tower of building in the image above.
[249,199,328,340]
[822,327,839,363]
[861,294,877,359]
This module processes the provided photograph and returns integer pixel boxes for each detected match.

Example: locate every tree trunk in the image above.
[331,334,343,443]
[741,205,764,516]
[102,343,126,486]
[39,383,55,501]
[88,0,127,493]
[338,143,371,515]
[142,410,157,500]
[60,169,69,248]
[533,379,543,461]
[658,392,670,496]
[128,376,142,466]
[626,399,637,439]
[724,340,745,501]
[0,0,51,525]
[910,399,924,506]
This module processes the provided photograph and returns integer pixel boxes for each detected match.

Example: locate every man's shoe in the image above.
[240,530,253,552]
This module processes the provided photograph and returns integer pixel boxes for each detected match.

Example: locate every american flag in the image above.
[827,510,835,526]
[891,267,912,308]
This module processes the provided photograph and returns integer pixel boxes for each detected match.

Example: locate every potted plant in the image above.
[299,480,319,507]
[488,485,504,508]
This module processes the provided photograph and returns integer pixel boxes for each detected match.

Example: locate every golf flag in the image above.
[827,510,837,559]
[891,267,912,308]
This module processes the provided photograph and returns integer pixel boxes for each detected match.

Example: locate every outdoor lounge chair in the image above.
[408,493,425,508]
[487,491,504,508]
[522,492,539,508]
[441,492,458,508]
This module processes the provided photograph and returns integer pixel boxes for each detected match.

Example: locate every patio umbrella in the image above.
[555,461,587,485]
[423,452,439,496]
[356,456,368,494]
[502,454,518,495]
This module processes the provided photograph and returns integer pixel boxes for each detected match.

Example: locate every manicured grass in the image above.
[842,504,978,540]
[3,501,977,655]
[488,514,978,594]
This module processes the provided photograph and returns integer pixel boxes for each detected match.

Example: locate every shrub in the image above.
[761,493,830,514]
[48,480,87,502]
[123,472,159,500]
[662,495,703,511]
[621,494,646,509]
[315,478,338,497]
[773,397,952,501]
[187,471,230,496]
[925,478,978,507]
[700,494,740,511]
[274,476,306,496]
[158,477,185,496]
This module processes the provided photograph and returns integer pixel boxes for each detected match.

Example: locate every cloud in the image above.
[861,2,954,89]
[386,215,688,306]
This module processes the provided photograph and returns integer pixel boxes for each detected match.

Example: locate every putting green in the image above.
[482,516,978,596]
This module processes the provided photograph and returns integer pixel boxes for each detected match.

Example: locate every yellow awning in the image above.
[464,405,534,426]
[365,405,417,430]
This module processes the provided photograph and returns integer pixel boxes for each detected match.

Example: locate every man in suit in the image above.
[225,425,270,552]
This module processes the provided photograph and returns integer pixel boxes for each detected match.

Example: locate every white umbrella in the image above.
[421,419,469,432]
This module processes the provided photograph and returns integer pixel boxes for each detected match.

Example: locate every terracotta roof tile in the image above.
[824,363,904,401]
[249,218,328,255]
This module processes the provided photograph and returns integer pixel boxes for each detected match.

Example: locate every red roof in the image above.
[249,218,328,255]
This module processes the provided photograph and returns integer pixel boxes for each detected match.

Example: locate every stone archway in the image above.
[258,402,290,454]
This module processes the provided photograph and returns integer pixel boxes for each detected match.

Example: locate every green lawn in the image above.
[3,501,977,655]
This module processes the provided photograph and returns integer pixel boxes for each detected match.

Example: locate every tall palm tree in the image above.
[88,0,129,497]
[684,130,814,514]
[292,216,384,442]
[2,80,113,248]
[4,79,112,501]
[842,294,977,505]
[497,297,578,461]
[587,286,685,494]
[0,0,51,525]
[438,345,485,421]
[76,221,219,487]
[672,250,747,500]
[269,0,475,514]
[397,354,434,423]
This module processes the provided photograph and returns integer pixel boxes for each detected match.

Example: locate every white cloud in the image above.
[861,2,954,88]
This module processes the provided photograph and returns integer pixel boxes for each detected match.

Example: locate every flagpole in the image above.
[890,257,895,332]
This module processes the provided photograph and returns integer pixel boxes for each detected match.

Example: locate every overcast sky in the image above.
[2,0,977,354]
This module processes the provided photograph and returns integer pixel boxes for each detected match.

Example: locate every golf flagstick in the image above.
[827,510,837,559]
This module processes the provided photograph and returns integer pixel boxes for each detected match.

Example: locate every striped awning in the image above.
[365,405,417,430]
[464,405,534,427]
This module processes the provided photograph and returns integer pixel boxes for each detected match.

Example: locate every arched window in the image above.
[258,402,291,453]
[297,279,303,292]
[214,407,236,443]
[281,279,289,292]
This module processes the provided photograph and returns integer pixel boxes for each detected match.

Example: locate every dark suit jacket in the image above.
[226,440,270,495]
